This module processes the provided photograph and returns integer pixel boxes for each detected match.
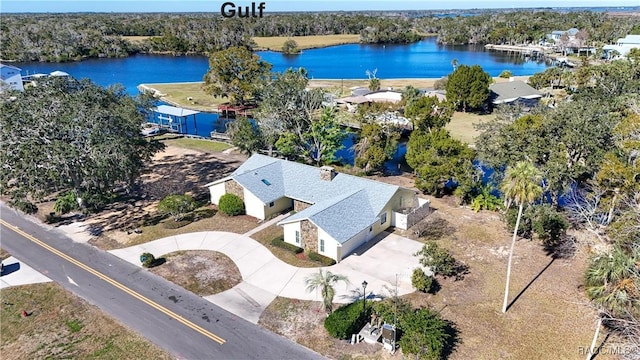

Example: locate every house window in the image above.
[268,201,274,208]
[320,239,325,252]
[380,212,387,225]
[295,230,300,244]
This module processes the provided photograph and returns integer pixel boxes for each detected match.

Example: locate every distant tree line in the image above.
[420,10,640,45]
[2,10,638,62]
[0,13,421,62]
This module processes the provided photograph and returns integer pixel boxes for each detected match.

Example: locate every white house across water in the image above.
[206,154,431,262]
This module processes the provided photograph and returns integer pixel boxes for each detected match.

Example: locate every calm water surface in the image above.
[15,38,548,155]
[16,38,548,94]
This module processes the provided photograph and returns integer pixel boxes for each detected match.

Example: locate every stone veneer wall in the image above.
[224,180,244,200]
[300,219,318,253]
[294,200,312,212]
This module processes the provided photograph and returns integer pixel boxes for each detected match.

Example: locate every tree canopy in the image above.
[0,77,163,210]
[406,128,475,196]
[202,46,272,105]
[445,64,491,112]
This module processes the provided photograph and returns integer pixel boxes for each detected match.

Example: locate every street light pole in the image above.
[362,280,368,314]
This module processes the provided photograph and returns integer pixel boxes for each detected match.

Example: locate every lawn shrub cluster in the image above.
[506,204,568,246]
[271,236,303,254]
[324,300,369,339]
[218,194,245,216]
[308,251,336,266]
[414,241,468,280]
[411,268,434,293]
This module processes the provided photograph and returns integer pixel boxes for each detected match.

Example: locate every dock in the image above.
[484,44,548,56]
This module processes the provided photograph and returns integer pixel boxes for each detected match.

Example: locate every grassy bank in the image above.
[0,282,170,359]
[139,82,227,112]
[446,111,495,146]
[162,137,232,153]
[252,34,361,51]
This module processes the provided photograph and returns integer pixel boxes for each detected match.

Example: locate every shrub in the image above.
[10,199,38,214]
[219,193,245,216]
[158,194,197,221]
[54,191,79,214]
[414,241,467,280]
[271,236,303,254]
[324,300,369,339]
[140,252,156,268]
[308,251,336,266]
[411,268,434,293]
[398,308,451,360]
[470,193,501,212]
[506,205,568,246]
[499,70,513,78]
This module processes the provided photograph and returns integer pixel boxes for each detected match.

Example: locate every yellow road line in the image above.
[0,219,225,345]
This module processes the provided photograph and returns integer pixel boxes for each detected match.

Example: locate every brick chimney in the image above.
[320,166,337,181]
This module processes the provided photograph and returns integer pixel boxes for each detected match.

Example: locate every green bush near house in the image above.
[411,268,434,293]
[271,236,304,254]
[324,300,370,339]
[218,193,245,216]
[308,251,336,266]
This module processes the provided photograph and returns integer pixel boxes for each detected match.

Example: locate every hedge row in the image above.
[308,251,336,266]
[324,300,369,339]
[271,236,304,254]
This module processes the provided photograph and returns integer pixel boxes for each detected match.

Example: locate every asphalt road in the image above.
[0,204,326,360]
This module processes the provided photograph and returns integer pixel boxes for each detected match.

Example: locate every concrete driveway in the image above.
[109,231,425,323]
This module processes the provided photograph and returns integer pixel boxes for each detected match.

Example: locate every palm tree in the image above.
[500,161,543,313]
[584,245,639,359]
[305,269,350,313]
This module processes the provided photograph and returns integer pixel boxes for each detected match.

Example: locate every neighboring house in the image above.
[489,80,542,108]
[423,89,447,102]
[603,34,640,58]
[206,154,431,262]
[546,28,579,42]
[0,63,24,92]
[364,89,403,103]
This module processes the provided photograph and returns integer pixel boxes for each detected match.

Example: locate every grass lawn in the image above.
[0,282,170,359]
[250,225,324,268]
[446,111,495,146]
[91,211,260,250]
[140,82,227,111]
[252,34,361,51]
[122,35,155,43]
[162,138,231,153]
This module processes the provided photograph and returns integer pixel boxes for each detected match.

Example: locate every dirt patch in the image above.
[43,143,255,250]
[149,251,241,296]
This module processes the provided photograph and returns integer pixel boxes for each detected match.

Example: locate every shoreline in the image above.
[141,75,532,113]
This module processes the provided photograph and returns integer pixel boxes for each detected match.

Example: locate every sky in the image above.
[1,0,639,13]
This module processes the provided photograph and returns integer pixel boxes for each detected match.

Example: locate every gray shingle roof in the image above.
[489,81,542,104]
[230,154,402,243]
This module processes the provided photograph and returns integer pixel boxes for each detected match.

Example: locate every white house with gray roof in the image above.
[206,154,430,262]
